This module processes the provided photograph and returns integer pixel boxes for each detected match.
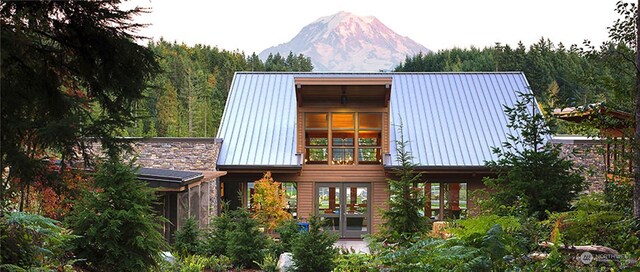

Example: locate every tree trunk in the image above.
[634,0,640,218]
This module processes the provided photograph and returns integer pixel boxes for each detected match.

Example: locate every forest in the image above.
[123,40,313,138]
[395,39,635,114]
[129,37,636,139]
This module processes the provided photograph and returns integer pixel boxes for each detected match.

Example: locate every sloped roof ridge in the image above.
[234,71,524,75]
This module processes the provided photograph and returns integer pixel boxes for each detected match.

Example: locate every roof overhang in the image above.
[384,165,492,174]
[217,165,302,173]
[294,77,392,107]
[137,168,227,192]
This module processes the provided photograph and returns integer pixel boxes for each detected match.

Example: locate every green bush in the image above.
[202,205,232,256]
[291,215,339,272]
[269,218,299,256]
[547,193,640,255]
[0,212,76,270]
[174,217,202,256]
[65,160,168,271]
[333,251,377,272]
[449,215,522,240]
[254,252,279,272]
[225,208,267,268]
[207,255,232,272]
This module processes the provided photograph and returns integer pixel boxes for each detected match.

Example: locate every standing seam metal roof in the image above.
[216,72,534,167]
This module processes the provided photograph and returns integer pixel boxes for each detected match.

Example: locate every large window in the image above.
[418,182,467,220]
[305,112,382,165]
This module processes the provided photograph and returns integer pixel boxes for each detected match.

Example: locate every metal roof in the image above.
[216,72,534,167]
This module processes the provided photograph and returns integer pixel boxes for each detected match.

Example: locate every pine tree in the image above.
[66,160,167,271]
[156,82,179,136]
[381,122,429,244]
[483,92,585,220]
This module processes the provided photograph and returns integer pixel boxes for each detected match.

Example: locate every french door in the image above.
[315,183,370,238]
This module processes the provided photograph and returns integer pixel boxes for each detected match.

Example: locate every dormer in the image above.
[294,77,392,166]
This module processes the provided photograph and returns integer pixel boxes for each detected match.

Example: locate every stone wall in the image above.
[551,136,607,193]
[132,138,222,171]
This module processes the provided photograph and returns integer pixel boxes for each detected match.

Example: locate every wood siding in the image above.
[220,169,490,235]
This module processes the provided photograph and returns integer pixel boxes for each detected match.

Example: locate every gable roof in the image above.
[216,72,533,168]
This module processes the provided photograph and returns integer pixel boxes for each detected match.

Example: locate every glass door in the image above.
[316,183,370,238]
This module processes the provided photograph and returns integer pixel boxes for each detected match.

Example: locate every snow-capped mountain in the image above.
[259,11,430,71]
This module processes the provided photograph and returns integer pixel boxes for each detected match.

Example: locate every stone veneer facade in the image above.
[130,138,222,219]
[132,138,222,171]
[551,136,607,193]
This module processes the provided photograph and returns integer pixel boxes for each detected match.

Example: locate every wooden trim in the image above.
[294,77,392,86]
[299,107,388,112]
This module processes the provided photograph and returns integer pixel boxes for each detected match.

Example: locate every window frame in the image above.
[304,112,383,165]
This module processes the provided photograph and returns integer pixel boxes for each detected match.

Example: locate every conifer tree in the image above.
[381,122,429,244]
[483,93,585,219]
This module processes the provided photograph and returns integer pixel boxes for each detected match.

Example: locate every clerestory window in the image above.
[304,112,382,165]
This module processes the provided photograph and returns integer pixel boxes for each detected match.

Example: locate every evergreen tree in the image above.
[66,160,167,271]
[291,215,338,272]
[1,0,159,207]
[483,93,585,220]
[381,122,429,244]
[156,81,179,136]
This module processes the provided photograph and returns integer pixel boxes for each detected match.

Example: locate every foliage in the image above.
[201,204,232,256]
[546,193,640,255]
[0,212,76,270]
[380,122,430,244]
[448,215,522,241]
[254,252,279,272]
[270,218,300,256]
[0,0,160,207]
[483,92,585,219]
[291,215,339,272]
[174,217,202,256]
[252,172,292,232]
[333,251,378,272]
[225,208,267,268]
[128,39,313,137]
[164,254,232,272]
[65,160,167,271]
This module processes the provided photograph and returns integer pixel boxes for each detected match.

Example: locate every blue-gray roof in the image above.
[216,72,533,168]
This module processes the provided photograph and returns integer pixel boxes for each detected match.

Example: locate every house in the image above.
[553,104,634,185]
[216,72,534,238]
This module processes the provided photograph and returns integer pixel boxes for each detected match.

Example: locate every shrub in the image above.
[207,255,232,272]
[202,205,232,256]
[174,217,202,256]
[65,160,167,271]
[0,212,76,270]
[547,193,640,255]
[270,219,300,256]
[254,252,278,272]
[449,215,522,240]
[333,251,377,272]
[291,215,339,272]
[225,208,267,268]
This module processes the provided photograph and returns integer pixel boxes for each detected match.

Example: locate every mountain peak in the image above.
[259,11,430,71]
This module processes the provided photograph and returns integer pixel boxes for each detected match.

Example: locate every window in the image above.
[246,181,298,218]
[419,182,467,220]
[305,113,328,164]
[305,112,382,165]
[358,113,382,164]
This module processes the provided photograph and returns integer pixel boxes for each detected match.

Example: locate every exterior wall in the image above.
[221,168,490,236]
[551,137,607,193]
[132,138,221,171]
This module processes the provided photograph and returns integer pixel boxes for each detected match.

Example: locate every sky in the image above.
[123,0,624,54]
